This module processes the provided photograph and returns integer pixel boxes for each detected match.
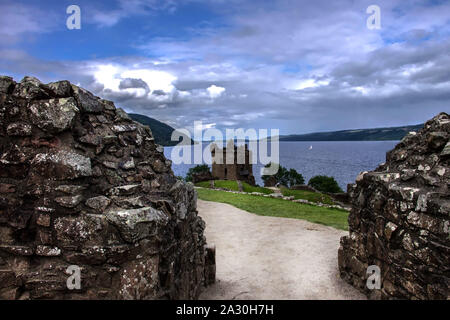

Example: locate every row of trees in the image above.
[261,164,305,188]
[184,163,343,193]
[262,163,343,193]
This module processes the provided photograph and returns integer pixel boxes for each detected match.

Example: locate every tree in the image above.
[287,168,305,186]
[185,164,210,182]
[308,175,343,193]
[262,163,304,188]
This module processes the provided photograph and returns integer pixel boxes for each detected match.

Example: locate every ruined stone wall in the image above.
[0,76,215,300]
[211,144,255,186]
[338,113,450,299]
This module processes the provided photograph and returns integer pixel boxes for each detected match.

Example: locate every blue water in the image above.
[164,141,398,190]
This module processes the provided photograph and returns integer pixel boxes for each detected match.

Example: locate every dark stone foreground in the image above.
[0,75,215,300]
[339,112,450,299]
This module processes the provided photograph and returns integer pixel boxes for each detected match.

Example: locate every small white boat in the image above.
[309,145,313,150]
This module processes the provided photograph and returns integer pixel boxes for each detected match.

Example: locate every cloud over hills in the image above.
[1,0,449,135]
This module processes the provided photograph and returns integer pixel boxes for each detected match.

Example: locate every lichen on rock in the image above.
[338,112,450,300]
[0,75,215,300]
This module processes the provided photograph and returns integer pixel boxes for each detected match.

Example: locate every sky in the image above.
[1,0,450,136]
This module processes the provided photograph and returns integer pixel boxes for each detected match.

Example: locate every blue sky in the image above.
[1,0,450,135]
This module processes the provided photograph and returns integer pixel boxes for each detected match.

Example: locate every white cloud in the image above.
[122,69,177,93]
[206,85,226,99]
[92,63,178,101]
[295,78,330,90]
[352,86,370,95]
[93,64,121,91]
[2,0,450,134]
[195,122,216,130]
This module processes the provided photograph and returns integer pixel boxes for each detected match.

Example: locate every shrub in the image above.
[287,168,305,186]
[308,175,343,193]
[185,164,210,182]
[262,163,304,188]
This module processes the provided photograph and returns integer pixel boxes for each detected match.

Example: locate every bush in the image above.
[185,164,210,182]
[261,163,304,188]
[287,168,305,186]
[308,175,343,193]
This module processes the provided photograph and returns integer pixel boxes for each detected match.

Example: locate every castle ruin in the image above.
[210,141,256,186]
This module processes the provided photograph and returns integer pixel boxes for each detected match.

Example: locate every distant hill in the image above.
[278,124,424,142]
[130,113,424,145]
[129,113,193,146]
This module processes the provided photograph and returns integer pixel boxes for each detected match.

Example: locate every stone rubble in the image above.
[0,75,215,300]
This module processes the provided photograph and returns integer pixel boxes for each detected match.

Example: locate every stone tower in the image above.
[210,141,256,186]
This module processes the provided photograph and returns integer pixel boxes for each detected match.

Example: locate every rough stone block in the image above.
[0,75,215,300]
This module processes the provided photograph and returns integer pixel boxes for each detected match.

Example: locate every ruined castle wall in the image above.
[0,76,215,300]
[338,113,450,299]
[211,146,255,186]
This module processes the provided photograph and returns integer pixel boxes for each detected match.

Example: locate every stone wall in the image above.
[211,143,256,186]
[338,113,450,299]
[0,76,215,300]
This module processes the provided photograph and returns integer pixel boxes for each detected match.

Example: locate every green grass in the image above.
[195,181,211,188]
[197,188,349,230]
[280,188,335,205]
[195,180,273,194]
[212,180,239,191]
[241,182,273,194]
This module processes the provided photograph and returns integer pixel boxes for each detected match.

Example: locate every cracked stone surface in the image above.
[338,112,450,300]
[0,75,215,300]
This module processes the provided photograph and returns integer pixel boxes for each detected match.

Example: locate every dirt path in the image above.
[198,200,365,300]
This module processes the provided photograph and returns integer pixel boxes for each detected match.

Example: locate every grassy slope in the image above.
[214,180,239,191]
[195,180,273,194]
[197,188,349,230]
[241,182,273,194]
[280,188,335,205]
[195,181,211,188]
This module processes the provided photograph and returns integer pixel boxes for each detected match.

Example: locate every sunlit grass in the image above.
[280,188,335,205]
[197,188,349,230]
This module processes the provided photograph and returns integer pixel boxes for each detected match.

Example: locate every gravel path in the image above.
[197,200,365,300]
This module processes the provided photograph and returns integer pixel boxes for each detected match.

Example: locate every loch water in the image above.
[164,141,399,189]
